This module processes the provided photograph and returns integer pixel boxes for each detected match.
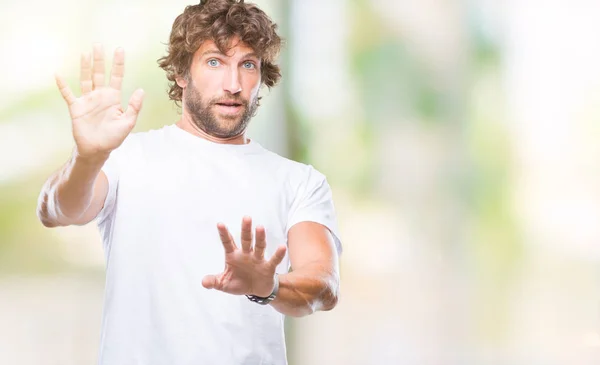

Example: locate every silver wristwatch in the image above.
[245,273,279,305]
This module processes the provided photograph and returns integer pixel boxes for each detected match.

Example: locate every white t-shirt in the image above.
[94,124,341,365]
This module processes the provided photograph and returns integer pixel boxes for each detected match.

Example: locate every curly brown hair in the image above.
[158,0,283,105]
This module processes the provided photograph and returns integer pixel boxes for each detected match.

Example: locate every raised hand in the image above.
[55,44,145,160]
[202,216,287,297]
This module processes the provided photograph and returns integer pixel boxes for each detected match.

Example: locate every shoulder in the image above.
[254,147,327,185]
[127,125,171,146]
[113,125,171,158]
[253,148,331,201]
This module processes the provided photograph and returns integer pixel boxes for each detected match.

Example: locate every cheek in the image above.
[243,75,261,98]
[193,69,222,92]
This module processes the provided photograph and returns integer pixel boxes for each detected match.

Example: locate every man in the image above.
[36,0,341,364]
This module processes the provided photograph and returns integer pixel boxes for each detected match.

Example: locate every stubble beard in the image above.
[184,80,259,139]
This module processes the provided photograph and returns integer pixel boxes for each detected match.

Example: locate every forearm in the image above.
[37,150,107,227]
[270,264,340,317]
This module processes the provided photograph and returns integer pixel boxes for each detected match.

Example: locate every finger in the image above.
[202,274,221,290]
[80,52,92,94]
[268,245,287,269]
[124,88,145,123]
[217,223,236,254]
[92,43,105,88]
[55,74,76,106]
[109,47,125,90]
[240,216,253,253]
[254,225,266,259]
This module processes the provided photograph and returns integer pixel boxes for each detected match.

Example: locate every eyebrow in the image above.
[200,49,260,60]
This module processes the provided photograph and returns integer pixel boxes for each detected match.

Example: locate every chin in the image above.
[212,125,245,139]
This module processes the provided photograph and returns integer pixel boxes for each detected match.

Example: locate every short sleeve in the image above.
[94,152,120,225]
[286,166,342,254]
[94,135,135,225]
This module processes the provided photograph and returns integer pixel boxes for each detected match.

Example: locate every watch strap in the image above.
[245,273,279,305]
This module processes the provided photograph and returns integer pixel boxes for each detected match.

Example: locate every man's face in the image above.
[177,36,262,139]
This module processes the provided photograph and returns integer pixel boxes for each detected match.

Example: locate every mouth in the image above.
[214,101,244,114]
[215,101,243,107]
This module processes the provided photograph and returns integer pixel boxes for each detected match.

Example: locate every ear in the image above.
[176,76,188,88]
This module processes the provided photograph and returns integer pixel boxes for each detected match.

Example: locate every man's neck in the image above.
[176,115,248,145]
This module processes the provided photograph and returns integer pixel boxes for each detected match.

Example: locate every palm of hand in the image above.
[55,44,144,159]
[70,88,131,158]
[202,217,287,298]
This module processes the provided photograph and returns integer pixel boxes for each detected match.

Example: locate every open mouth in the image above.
[215,102,243,107]
[214,101,244,115]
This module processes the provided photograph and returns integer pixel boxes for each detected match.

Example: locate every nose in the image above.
[223,65,242,94]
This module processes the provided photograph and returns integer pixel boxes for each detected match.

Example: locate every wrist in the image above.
[246,273,279,305]
[73,148,110,167]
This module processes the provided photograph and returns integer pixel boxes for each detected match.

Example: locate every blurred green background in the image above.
[2,0,600,364]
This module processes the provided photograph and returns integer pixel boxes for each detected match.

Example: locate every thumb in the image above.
[55,73,76,106]
[202,274,219,290]
[124,88,145,122]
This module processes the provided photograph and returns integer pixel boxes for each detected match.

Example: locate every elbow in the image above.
[321,287,339,312]
[37,206,58,228]
[40,218,59,228]
[36,193,60,228]
[36,199,51,227]
[320,276,340,312]
[322,297,338,312]
[39,218,54,228]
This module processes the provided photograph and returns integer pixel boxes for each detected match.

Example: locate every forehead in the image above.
[194,37,258,59]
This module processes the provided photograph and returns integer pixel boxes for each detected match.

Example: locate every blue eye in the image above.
[242,61,255,69]
[207,59,220,67]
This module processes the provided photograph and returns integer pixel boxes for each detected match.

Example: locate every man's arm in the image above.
[37,154,109,227]
[270,221,340,317]
[36,44,144,228]
[200,218,340,317]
